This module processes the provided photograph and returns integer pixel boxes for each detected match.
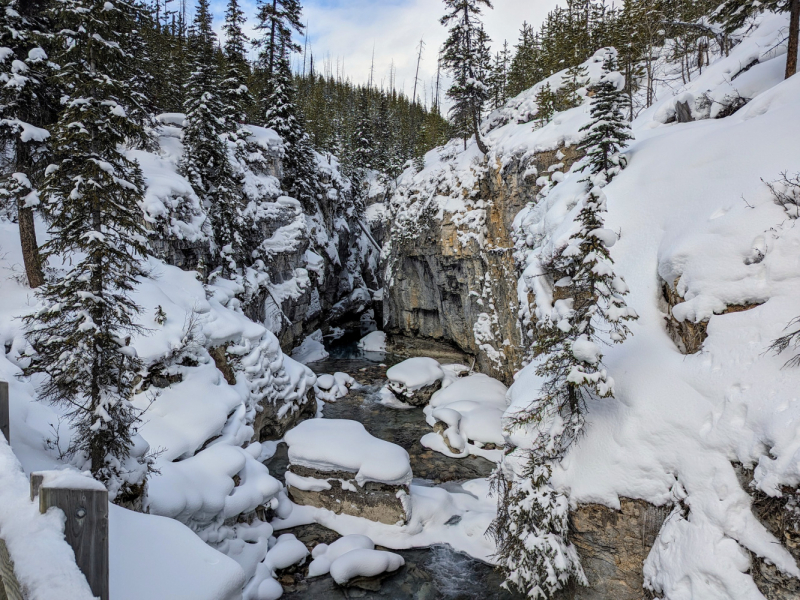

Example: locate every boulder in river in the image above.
[284,419,412,525]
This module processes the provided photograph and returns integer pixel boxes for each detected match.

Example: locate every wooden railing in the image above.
[0,380,108,600]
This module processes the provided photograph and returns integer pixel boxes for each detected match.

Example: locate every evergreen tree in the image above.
[491,47,637,600]
[508,22,542,97]
[254,0,303,92]
[578,51,632,181]
[266,45,318,208]
[221,0,255,152]
[489,40,511,109]
[440,0,494,154]
[349,88,374,198]
[23,0,152,496]
[533,82,557,127]
[715,0,799,78]
[0,0,54,288]
[181,0,244,275]
[556,62,589,111]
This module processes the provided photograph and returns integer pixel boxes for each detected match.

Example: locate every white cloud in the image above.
[209,0,563,107]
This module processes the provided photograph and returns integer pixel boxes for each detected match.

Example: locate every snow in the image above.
[499,11,800,599]
[275,478,499,563]
[0,437,95,600]
[35,468,106,491]
[110,504,246,600]
[307,534,375,577]
[421,373,508,462]
[358,330,386,352]
[284,419,412,486]
[386,357,444,393]
[313,372,355,402]
[291,329,329,364]
[329,548,405,584]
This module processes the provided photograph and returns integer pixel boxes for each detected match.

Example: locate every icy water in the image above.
[267,332,522,599]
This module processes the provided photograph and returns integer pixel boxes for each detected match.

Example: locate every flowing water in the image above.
[268,332,522,599]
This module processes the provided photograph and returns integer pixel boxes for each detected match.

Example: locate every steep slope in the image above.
[387,12,800,599]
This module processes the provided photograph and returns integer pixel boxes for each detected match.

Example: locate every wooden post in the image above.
[38,481,109,600]
[0,381,8,444]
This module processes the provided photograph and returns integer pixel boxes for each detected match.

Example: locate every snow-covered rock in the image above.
[385,357,445,406]
[329,548,405,585]
[284,419,411,525]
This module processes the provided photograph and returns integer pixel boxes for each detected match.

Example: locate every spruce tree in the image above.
[440,0,493,154]
[715,0,799,78]
[265,43,318,209]
[181,0,245,276]
[508,22,543,97]
[254,0,303,93]
[221,0,255,153]
[578,51,632,181]
[23,0,151,496]
[349,88,374,198]
[556,62,589,111]
[491,46,637,600]
[0,0,53,288]
[533,82,557,127]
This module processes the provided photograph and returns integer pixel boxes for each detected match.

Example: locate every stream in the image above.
[267,332,523,599]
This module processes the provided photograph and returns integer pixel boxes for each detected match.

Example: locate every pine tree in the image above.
[221,0,255,153]
[440,0,494,154]
[533,82,557,127]
[556,62,589,111]
[254,0,303,93]
[266,44,318,208]
[508,22,542,97]
[181,0,245,275]
[349,88,374,198]
[0,0,54,288]
[578,51,632,181]
[491,47,637,600]
[489,40,511,109]
[23,0,152,497]
[715,0,799,78]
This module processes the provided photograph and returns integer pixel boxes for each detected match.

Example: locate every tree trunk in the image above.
[787,0,800,79]
[17,202,44,288]
[473,110,488,155]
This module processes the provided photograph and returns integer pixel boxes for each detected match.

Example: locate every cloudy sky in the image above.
[209,0,564,106]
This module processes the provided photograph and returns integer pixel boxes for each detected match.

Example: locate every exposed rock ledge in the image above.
[560,499,670,600]
[286,465,409,526]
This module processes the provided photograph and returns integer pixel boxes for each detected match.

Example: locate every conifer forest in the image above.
[1,0,800,598]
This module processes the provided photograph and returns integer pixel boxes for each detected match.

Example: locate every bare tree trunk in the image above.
[787,0,800,79]
[17,202,44,288]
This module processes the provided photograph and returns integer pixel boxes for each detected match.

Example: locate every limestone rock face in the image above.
[286,465,409,526]
[384,146,583,384]
[566,499,671,600]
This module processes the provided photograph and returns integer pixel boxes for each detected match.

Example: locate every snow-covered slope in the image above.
[0,113,377,597]
[389,11,800,599]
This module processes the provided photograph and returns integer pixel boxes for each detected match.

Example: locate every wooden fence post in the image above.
[0,381,8,444]
[36,477,109,600]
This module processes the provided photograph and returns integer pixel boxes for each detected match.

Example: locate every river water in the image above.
[268,332,523,599]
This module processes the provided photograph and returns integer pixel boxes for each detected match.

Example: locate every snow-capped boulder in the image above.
[385,357,445,406]
[284,419,411,525]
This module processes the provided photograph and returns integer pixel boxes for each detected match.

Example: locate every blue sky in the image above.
[208,0,563,105]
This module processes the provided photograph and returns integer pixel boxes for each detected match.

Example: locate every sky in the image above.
[209,0,564,107]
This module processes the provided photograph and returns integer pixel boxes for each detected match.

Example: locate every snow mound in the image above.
[308,534,375,577]
[329,548,405,585]
[314,372,355,403]
[291,329,329,364]
[110,504,245,600]
[386,357,444,391]
[284,419,412,486]
[358,330,386,352]
[421,373,508,462]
